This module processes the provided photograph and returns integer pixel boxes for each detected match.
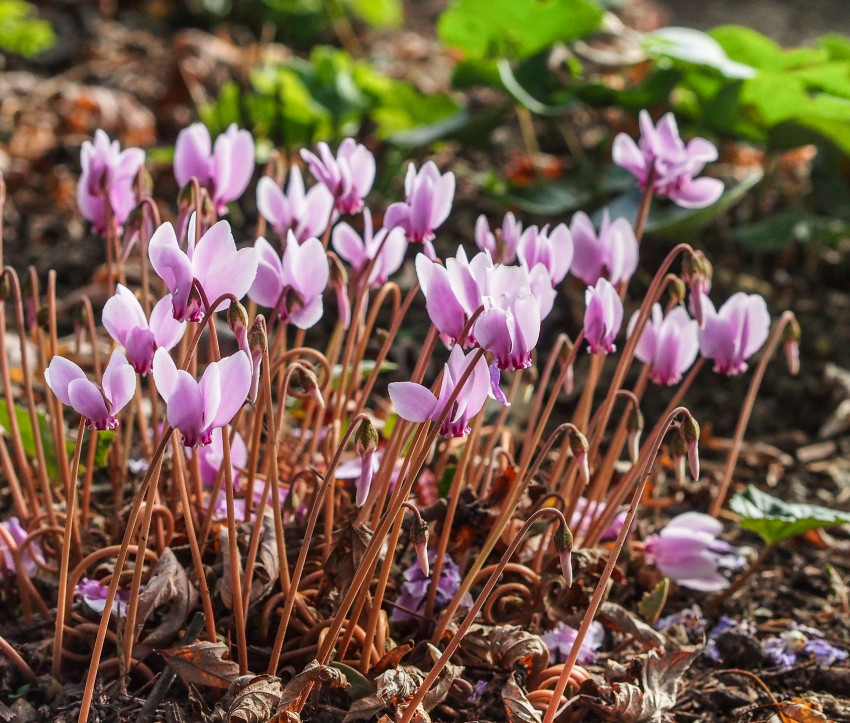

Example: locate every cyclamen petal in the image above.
[385,162,455,244]
[699,293,770,376]
[570,210,638,287]
[629,304,699,385]
[584,278,623,355]
[301,139,375,214]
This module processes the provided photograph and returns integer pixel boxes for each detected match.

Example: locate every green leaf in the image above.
[730,485,850,545]
[645,27,756,79]
[438,0,603,61]
[438,464,457,497]
[347,0,402,28]
[638,578,669,626]
[497,180,592,216]
[0,0,54,58]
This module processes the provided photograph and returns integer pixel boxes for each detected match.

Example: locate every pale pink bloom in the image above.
[474,212,522,264]
[699,293,770,376]
[75,578,132,617]
[542,621,605,665]
[333,209,407,288]
[613,110,723,208]
[628,305,699,385]
[102,285,186,375]
[0,517,44,580]
[389,345,490,438]
[300,138,375,215]
[516,223,573,286]
[174,123,255,214]
[77,130,145,233]
[149,219,258,322]
[384,161,455,245]
[644,512,743,591]
[249,232,329,329]
[583,278,623,355]
[570,210,639,287]
[152,348,251,448]
[45,349,136,431]
[196,427,249,488]
[569,497,627,542]
[256,166,334,242]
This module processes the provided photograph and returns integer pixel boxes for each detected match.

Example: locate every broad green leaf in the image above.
[646,27,756,79]
[388,105,508,148]
[710,25,823,71]
[438,0,603,61]
[0,0,54,58]
[730,485,850,545]
[438,464,457,497]
[497,180,592,216]
[330,360,398,390]
[348,0,402,28]
[638,578,669,626]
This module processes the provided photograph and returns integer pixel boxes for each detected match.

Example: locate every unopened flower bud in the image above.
[569,429,590,487]
[267,150,288,185]
[671,432,688,486]
[292,365,324,409]
[36,306,51,330]
[553,524,574,588]
[783,317,801,376]
[627,406,644,465]
[680,413,700,481]
[668,276,687,304]
[328,252,351,329]
[228,300,249,352]
[177,180,196,212]
[682,251,713,326]
[283,286,305,319]
[558,339,575,395]
[135,167,154,199]
[246,317,266,403]
[410,514,430,577]
[355,420,380,506]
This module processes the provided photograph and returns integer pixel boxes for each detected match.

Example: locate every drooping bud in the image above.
[553,524,574,588]
[783,316,801,376]
[247,317,266,403]
[682,251,713,326]
[36,306,51,331]
[558,338,575,395]
[291,364,324,409]
[409,513,430,577]
[354,420,380,507]
[228,300,250,355]
[135,166,154,200]
[282,286,305,322]
[680,413,700,481]
[627,405,644,465]
[266,149,288,185]
[668,276,687,305]
[328,252,351,329]
[671,431,688,486]
[569,429,590,487]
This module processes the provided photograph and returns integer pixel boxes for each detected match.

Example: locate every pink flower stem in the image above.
[399,508,570,723]
[541,407,693,723]
[709,311,798,517]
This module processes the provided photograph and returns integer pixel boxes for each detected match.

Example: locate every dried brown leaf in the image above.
[135,548,196,654]
[370,641,414,676]
[502,671,542,723]
[159,641,241,690]
[228,674,283,723]
[278,660,350,713]
[770,698,829,723]
[322,523,374,607]
[249,511,280,607]
[598,602,666,650]
[489,625,550,679]
[219,524,242,611]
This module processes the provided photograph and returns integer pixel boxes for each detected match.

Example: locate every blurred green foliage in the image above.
[201,47,459,151]
[0,0,54,58]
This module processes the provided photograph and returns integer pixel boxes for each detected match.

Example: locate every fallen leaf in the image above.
[279,660,350,714]
[370,641,414,676]
[159,641,241,689]
[638,579,669,626]
[134,548,196,655]
[249,510,281,607]
[488,625,550,679]
[228,674,283,723]
[503,671,542,723]
[598,602,666,650]
[769,697,829,723]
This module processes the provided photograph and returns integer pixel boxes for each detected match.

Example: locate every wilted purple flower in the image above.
[149,219,258,323]
[628,305,699,385]
[763,625,848,667]
[102,285,186,375]
[389,345,490,438]
[516,223,573,287]
[542,621,605,665]
[391,551,473,623]
[75,578,132,617]
[698,293,770,376]
[0,517,44,580]
[655,605,707,635]
[569,497,627,542]
[45,349,136,431]
[612,110,724,208]
[385,161,455,245]
[300,139,375,215]
[703,616,757,662]
[77,130,145,234]
[256,166,334,243]
[152,348,251,448]
[249,233,329,329]
[174,123,255,214]
[196,427,249,488]
[570,210,639,288]
[333,209,407,288]
[644,512,744,592]
[584,278,623,355]
[475,212,522,264]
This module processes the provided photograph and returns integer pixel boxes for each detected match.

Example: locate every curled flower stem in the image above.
[709,311,799,516]
[541,407,694,723]
[399,508,571,723]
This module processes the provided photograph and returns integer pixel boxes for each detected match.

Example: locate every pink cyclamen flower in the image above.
[256,166,334,243]
[174,123,255,214]
[152,348,251,448]
[196,427,249,488]
[1,517,44,579]
[333,209,407,288]
[249,232,329,329]
[300,138,375,215]
[75,578,132,616]
[102,285,186,375]
[389,345,490,438]
[384,161,455,245]
[613,110,724,208]
[699,293,770,376]
[570,210,639,287]
[628,304,699,385]
[643,512,744,591]
[542,621,605,665]
[475,212,522,264]
[45,349,136,431]
[584,278,624,355]
[569,497,627,542]
[516,223,573,286]
[149,219,258,323]
[77,129,145,233]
